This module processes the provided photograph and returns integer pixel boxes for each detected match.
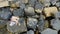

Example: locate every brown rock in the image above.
[44,7,58,17]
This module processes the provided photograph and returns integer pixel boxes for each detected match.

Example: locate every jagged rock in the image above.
[27,17,38,30]
[27,30,34,34]
[7,16,27,33]
[41,28,57,34]
[24,7,35,16]
[44,7,58,17]
[13,8,24,17]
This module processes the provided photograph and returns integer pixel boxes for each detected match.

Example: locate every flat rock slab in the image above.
[44,7,58,17]
[41,28,57,34]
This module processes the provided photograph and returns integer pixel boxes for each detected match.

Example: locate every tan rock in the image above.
[0,1,9,7]
[44,7,58,17]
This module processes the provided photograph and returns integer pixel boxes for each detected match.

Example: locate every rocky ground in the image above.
[0,0,60,34]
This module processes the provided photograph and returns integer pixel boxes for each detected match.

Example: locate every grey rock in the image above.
[13,8,24,17]
[50,0,59,5]
[0,8,12,20]
[41,28,57,34]
[56,2,60,7]
[20,4,25,9]
[37,14,45,32]
[0,20,7,28]
[27,17,38,29]
[27,30,34,34]
[54,12,60,18]
[51,19,60,30]
[7,18,27,33]
[35,2,44,13]
[29,0,37,7]
[24,7,35,16]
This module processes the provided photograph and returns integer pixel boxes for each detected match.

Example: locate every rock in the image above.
[50,0,59,5]
[20,4,25,9]
[0,20,7,28]
[55,2,60,7]
[38,0,50,6]
[35,2,44,13]
[54,12,60,18]
[44,7,58,17]
[27,30,34,34]
[41,28,57,34]
[24,7,35,16]
[13,8,24,17]
[37,14,45,32]
[7,16,27,33]
[51,18,60,30]
[29,0,37,7]
[27,17,38,29]
[0,1,9,7]
[0,8,12,20]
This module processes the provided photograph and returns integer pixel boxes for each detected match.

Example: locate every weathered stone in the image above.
[44,7,58,17]
[51,18,60,30]
[50,0,59,5]
[0,8,12,20]
[38,0,50,6]
[13,8,24,17]
[56,2,60,7]
[35,2,44,13]
[27,30,34,34]
[7,16,27,33]
[24,7,35,16]
[54,12,60,18]
[29,0,37,7]
[41,28,57,34]
[37,14,45,32]
[0,20,7,29]
[0,1,9,7]
[27,17,38,29]
[20,4,25,9]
